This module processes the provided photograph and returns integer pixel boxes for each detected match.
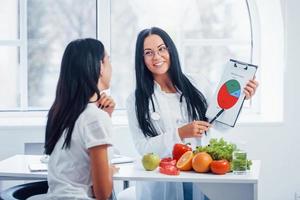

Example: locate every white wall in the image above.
[231,0,300,199]
[0,0,299,199]
[228,0,300,199]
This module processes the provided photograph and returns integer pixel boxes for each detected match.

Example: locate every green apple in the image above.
[142,153,160,171]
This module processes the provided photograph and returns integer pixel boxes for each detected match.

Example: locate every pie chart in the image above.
[217,79,241,109]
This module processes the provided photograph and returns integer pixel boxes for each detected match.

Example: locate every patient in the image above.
[42,38,117,200]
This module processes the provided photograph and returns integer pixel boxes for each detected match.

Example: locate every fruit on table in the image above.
[176,151,194,171]
[159,157,177,168]
[172,143,192,161]
[192,152,213,173]
[194,138,252,170]
[142,153,160,171]
[159,165,180,176]
[210,160,230,175]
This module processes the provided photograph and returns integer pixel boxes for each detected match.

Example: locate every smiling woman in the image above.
[143,35,171,83]
[109,0,254,109]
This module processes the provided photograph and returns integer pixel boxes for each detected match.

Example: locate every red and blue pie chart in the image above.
[217,79,241,110]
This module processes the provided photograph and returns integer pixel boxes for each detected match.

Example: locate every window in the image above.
[0,0,97,111]
[0,0,284,125]
[0,0,19,110]
[110,0,254,109]
[27,0,96,109]
[103,0,284,123]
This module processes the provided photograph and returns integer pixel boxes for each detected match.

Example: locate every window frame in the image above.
[0,0,284,127]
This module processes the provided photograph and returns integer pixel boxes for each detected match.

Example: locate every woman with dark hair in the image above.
[126,27,258,200]
[44,38,117,200]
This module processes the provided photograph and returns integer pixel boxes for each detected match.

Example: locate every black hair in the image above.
[44,38,105,155]
[134,27,208,137]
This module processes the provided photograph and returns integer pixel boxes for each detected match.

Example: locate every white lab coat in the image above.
[126,76,220,200]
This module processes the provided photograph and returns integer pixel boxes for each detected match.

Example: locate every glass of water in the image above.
[232,150,247,175]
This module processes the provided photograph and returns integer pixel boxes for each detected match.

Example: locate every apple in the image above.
[142,153,160,171]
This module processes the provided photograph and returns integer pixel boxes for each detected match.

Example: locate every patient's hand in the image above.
[98,92,116,117]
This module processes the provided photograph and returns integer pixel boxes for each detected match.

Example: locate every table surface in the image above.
[0,154,260,184]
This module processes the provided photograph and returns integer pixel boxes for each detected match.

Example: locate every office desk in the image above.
[0,155,260,200]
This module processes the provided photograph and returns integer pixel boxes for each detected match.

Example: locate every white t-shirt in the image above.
[47,103,113,200]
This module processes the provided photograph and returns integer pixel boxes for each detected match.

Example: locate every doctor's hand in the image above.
[244,79,259,100]
[97,92,116,117]
[178,121,211,140]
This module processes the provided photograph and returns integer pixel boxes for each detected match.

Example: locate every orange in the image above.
[192,152,213,173]
[176,151,194,171]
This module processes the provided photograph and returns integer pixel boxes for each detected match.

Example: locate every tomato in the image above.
[159,165,180,176]
[159,157,177,168]
[172,143,192,161]
[210,160,230,175]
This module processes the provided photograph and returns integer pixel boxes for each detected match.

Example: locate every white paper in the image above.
[111,155,135,164]
[206,60,257,127]
[28,163,48,172]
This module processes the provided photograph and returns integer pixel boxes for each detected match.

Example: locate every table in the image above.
[0,155,260,200]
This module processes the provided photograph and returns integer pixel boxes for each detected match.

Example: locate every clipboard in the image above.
[205,59,258,127]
